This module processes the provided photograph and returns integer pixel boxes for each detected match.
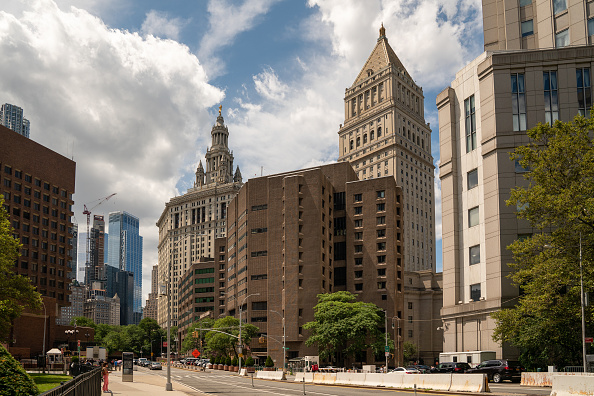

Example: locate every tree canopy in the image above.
[303,291,387,366]
[0,198,42,341]
[181,317,214,353]
[492,113,594,368]
[204,316,258,358]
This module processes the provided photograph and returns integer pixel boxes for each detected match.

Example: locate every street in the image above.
[138,366,552,396]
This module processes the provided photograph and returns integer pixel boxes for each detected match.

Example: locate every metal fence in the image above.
[563,366,585,372]
[39,366,101,396]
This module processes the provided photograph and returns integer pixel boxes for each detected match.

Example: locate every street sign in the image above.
[586,337,594,343]
[384,345,389,353]
[192,349,200,358]
[163,342,168,347]
[385,352,390,357]
[238,353,243,358]
[77,340,81,347]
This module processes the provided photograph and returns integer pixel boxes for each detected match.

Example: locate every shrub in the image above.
[231,357,238,366]
[225,357,231,366]
[0,344,39,396]
[210,356,215,364]
[265,356,274,368]
[245,356,254,367]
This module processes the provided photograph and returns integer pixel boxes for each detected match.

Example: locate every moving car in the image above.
[149,362,162,370]
[138,358,148,367]
[408,365,431,373]
[430,362,471,373]
[390,367,420,374]
[466,360,523,383]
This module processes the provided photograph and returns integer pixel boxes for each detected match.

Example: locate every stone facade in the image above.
[337,25,436,273]
[437,44,594,358]
[156,111,242,328]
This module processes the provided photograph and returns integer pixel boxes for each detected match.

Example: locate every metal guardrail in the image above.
[39,366,101,396]
[563,366,586,372]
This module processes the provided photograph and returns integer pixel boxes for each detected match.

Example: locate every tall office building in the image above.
[156,109,243,328]
[437,0,594,358]
[337,25,436,272]
[68,223,78,280]
[1,103,30,138]
[104,265,134,325]
[86,215,106,285]
[107,211,143,324]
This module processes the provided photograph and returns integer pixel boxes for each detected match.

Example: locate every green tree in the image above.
[402,342,418,364]
[70,316,96,329]
[303,291,385,366]
[204,316,257,357]
[492,113,594,368]
[0,198,42,341]
[181,317,214,353]
[0,343,38,395]
[139,318,162,357]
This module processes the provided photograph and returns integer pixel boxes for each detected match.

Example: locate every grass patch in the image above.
[30,373,72,393]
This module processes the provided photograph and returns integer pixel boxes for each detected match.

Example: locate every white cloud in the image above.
[253,67,289,101]
[0,0,224,298]
[197,0,280,78]
[141,10,187,41]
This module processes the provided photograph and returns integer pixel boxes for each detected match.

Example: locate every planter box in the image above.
[207,364,213,369]
[264,367,275,371]
[232,366,238,372]
[247,367,256,373]
[218,364,224,370]
[224,365,229,371]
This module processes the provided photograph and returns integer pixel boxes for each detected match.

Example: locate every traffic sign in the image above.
[192,349,200,358]
[384,345,389,353]
[77,340,81,347]
[385,352,390,357]
[586,337,594,343]
[238,353,243,358]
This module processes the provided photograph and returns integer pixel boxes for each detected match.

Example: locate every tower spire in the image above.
[378,23,386,41]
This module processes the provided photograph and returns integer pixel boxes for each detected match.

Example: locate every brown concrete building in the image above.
[337,25,436,273]
[225,162,404,367]
[0,124,76,357]
[143,265,159,321]
[177,238,227,346]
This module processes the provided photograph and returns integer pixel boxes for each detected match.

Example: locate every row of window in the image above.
[466,69,591,153]
[3,166,69,198]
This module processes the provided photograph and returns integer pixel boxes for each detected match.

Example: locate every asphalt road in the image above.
[139,366,552,396]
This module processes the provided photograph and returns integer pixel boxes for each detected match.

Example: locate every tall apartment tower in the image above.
[337,25,436,272]
[0,103,30,138]
[225,162,404,367]
[143,265,159,321]
[437,0,594,358]
[86,215,106,286]
[483,0,594,51]
[107,211,143,324]
[156,108,243,328]
[68,222,78,280]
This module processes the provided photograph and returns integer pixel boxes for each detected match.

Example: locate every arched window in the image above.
[363,134,368,144]
[378,127,382,137]
[350,140,354,150]
[356,137,361,147]
[370,131,375,140]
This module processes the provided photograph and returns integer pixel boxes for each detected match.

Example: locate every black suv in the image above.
[430,362,471,373]
[467,360,522,383]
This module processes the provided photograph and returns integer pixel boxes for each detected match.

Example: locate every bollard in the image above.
[303,377,306,395]
[252,372,254,387]
[414,383,417,396]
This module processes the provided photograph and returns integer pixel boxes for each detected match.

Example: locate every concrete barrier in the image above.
[383,373,406,388]
[295,372,314,383]
[335,372,366,386]
[256,370,286,380]
[522,372,594,387]
[449,373,489,393]
[403,374,451,391]
[313,372,337,384]
[551,374,594,396]
[363,373,386,387]
[239,368,247,376]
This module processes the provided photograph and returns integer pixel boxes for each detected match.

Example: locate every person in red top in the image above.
[101,362,110,392]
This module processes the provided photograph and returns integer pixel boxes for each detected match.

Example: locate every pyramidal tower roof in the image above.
[351,24,410,87]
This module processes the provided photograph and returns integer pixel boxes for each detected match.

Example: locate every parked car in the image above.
[138,358,148,367]
[430,362,471,373]
[390,367,420,374]
[150,362,162,370]
[466,360,523,383]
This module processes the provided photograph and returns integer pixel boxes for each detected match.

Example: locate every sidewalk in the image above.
[106,369,197,395]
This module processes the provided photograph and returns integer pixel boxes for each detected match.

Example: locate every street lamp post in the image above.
[392,317,400,367]
[270,310,286,372]
[238,293,260,374]
[385,311,388,371]
[580,234,587,373]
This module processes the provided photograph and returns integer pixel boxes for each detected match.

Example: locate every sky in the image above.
[0,0,485,307]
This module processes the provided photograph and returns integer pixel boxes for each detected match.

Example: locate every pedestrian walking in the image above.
[101,362,110,392]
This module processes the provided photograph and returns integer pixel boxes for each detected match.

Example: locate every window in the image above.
[354,206,362,215]
[376,216,385,225]
[470,245,480,265]
[377,190,385,198]
[555,29,569,48]
[377,242,386,251]
[408,330,413,338]
[464,95,476,152]
[468,207,479,227]
[408,302,413,309]
[354,193,362,202]
[377,255,386,263]
[377,282,386,289]
[355,283,363,291]
[354,232,363,240]
[521,20,533,37]
[544,71,559,124]
[354,219,363,227]
[553,0,567,14]
[519,0,531,5]
[377,203,385,211]
[354,270,363,278]
[354,245,363,253]
[466,169,478,190]
[377,268,386,276]
[577,68,591,116]
[589,18,594,37]
[377,229,385,238]
[511,73,526,131]
[470,283,481,301]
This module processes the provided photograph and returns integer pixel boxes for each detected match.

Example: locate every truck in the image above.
[439,351,496,367]
[85,346,107,360]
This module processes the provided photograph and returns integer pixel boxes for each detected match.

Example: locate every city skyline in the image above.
[0,0,485,304]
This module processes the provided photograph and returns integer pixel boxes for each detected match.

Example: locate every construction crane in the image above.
[83,193,116,284]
